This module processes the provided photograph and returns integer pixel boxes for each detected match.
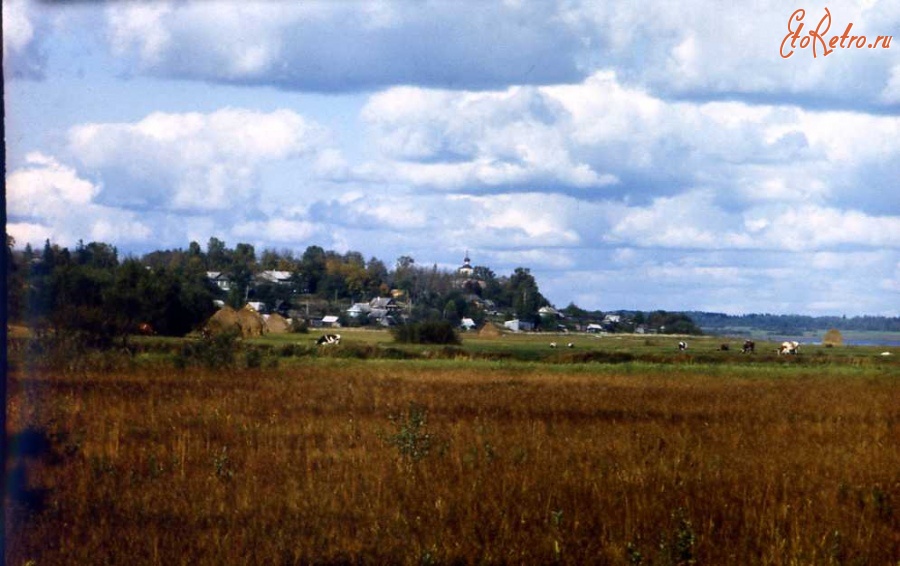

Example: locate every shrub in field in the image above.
[383,402,435,464]
[391,321,461,345]
[174,331,238,369]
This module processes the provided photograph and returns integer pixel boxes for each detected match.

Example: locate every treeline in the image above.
[6,236,552,341]
[687,312,900,334]
[7,239,217,347]
[559,305,703,335]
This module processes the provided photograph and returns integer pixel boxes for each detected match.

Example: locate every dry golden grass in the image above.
[6,358,899,565]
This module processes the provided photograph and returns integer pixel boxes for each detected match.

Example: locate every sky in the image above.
[4,0,900,316]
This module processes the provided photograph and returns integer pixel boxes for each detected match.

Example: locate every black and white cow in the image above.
[316,333,342,346]
[741,340,756,354]
[678,341,688,351]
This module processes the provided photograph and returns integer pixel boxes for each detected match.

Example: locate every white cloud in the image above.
[3,0,34,53]
[6,153,153,248]
[360,85,612,192]
[68,108,328,213]
[102,1,583,90]
[7,152,100,220]
[107,3,173,66]
[3,0,46,78]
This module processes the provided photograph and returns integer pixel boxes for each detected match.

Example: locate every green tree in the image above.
[299,245,327,294]
[507,267,546,323]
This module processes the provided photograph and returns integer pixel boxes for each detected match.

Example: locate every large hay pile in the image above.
[823,328,844,347]
[205,305,268,338]
[205,306,242,336]
[478,322,503,337]
[265,313,291,334]
[237,306,266,337]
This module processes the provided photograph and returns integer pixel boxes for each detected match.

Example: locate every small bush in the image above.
[175,331,239,370]
[391,321,461,345]
[384,402,434,464]
[245,348,263,369]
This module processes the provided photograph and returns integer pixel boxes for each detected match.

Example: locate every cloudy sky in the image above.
[5,0,900,315]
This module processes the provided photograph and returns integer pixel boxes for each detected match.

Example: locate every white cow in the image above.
[317,333,342,346]
[778,341,800,355]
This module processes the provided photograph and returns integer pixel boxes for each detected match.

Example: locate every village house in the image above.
[206,271,231,292]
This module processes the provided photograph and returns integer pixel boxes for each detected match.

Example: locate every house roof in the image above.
[369,297,395,308]
[258,270,293,283]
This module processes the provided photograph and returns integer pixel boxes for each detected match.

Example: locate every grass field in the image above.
[6,330,900,564]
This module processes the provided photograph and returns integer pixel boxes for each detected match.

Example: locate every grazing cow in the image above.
[138,322,156,336]
[741,340,755,354]
[778,341,800,355]
[678,341,688,351]
[550,342,558,348]
[719,343,730,351]
[317,333,342,346]
[567,342,574,348]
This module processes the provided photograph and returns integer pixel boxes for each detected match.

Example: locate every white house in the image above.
[321,315,340,327]
[503,319,534,332]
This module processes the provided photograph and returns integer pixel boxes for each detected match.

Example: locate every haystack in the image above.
[264,313,291,334]
[478,322,503,337]
[823,328,844,347]
[205,306,242,336]
[237,306,267,337]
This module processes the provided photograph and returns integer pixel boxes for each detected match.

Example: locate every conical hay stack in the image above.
[237,306,267,337]
[265,313,291,334]
[478,322,503,337]
[205,306,242,335]
[823,328,844,347]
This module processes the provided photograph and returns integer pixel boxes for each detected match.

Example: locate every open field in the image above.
[6,331,900,564]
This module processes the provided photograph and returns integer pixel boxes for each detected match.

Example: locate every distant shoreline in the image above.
[702,329,900,347]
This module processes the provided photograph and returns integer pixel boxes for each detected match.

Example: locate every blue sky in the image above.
[5,0,900,315]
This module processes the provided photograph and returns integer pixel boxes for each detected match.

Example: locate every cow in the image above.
[678,341,688,351]
[567,342,575,348]
[719,343,730,351]
[138,322,156,336]
[550,342,557,348]
[741,340,755,354]
[316,333,342,346]
[778,341,800,355]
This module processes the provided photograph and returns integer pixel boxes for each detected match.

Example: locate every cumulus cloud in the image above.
[6,153,153,247]
[67,108,328,212]
[96,1,900,110]
[359,85,613,192]
[102,1,582,90]
[608,189,900,252]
